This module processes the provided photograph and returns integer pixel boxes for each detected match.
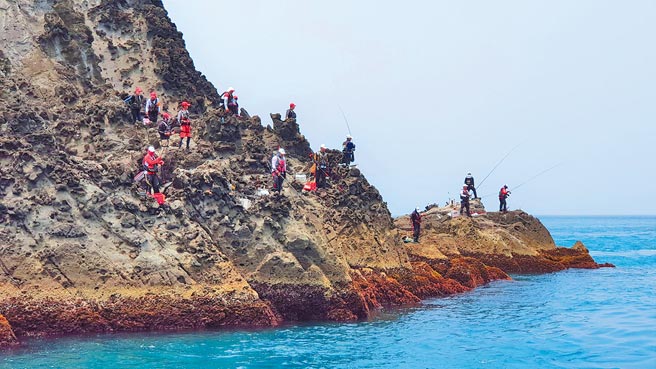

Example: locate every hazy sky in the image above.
[164,0,655,216]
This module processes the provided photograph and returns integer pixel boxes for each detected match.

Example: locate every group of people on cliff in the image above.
[126,86,357,201]
[409,174,512,243]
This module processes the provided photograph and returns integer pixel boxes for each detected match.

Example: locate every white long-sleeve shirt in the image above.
[145,98,160,114]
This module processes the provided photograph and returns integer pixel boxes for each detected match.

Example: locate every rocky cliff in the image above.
[0,0,609,347]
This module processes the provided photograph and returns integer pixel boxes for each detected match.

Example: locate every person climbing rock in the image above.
[271,148,287,194]
[157,112,173,157]
[286,103,296,120]
[499,185,511,212]
[124,87,145,124]
[143,146,164,194]
[341,135,356,165]
[177,101,192,150]
[460,185,471,217]
[464,172,478,199]
[145,92,160,124]
[411,207,422,243]
[314,144,329,188]
[221,87,236,114]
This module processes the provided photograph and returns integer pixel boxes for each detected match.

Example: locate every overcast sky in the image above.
[164,0,655,216]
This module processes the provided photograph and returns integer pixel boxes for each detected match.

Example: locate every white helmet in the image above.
[415,207,420,212]
[346,134,352,139]
[279,148,286,155]
[320,144,326,149]
[147,146,155,153]
[227,87,235,92]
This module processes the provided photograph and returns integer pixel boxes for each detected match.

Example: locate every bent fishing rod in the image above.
[477,143,521,191]
[479,162,563,198]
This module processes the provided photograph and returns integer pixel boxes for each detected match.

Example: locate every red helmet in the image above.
[233,95,238,99]
[181,101,191,107]
[150,92,157,99]
[290,103,296,108]
[162,112,170,120]
[135,87,142,94]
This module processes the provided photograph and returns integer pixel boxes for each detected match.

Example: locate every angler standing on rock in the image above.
[499,185,511,212]
[464,172,478,199]
[145,92,160,124]
[460,185,471,217]
[285,103,296,120]
[124,87,145,124]
[411,207,422,243]
[271,148,287,194]
[341,135,356,165]
[177,101,192,150]
[314,144,330,189]
[157,112,173,157]
[143,146,164,194]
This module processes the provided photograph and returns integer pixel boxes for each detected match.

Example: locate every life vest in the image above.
[178,110,190,125]
[314,152,328,168]
[276,157,286,174]
[499,188,508,199]
[147,98,159,112]
[411,211,421,224]
[143,154,162,174]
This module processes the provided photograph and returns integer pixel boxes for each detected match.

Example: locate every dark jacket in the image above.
[464,175,475,186]
[411,210,422,225]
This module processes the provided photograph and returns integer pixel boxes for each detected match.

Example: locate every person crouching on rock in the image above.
[177,101,192,150]
[124,87,144,124]
[341,135,355,165]
[499,185,510,212]
[157,112,173,157]
[460,185,471,217]
[411,207,422,243]
[286,103,296,121]
[314,144,329,188]
[145,92,160,124]
[271,148,287,194]
[143,146,164,194]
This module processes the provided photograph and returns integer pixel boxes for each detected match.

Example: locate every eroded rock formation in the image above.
[0,0,608,347]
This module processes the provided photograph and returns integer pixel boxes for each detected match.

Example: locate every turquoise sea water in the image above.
[1,216,655,369]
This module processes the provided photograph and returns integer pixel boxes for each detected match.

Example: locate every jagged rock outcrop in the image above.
[0,0,607,347]
[395,201,614,273]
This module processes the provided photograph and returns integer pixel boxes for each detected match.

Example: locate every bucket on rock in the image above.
[151,193,166,205]
[303,181,317,192]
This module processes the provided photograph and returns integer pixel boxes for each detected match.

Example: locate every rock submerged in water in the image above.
[0,0,611,347]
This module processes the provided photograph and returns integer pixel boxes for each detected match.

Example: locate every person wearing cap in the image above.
[410,207,422,243]
[145,92,160,124]
[341,135,356,165]
[313,144,329,188]
[460,185,471,217]
[272,148,287,194]
[499,185,511,212]
[285,103,297,121]
[222,87,236,114]
[143,146,164,194]
[177,101,192,150]
[464,172,478,199]
[124,87,145,124]
[158,112,173,156]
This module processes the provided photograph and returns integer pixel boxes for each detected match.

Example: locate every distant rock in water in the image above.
[0,0,611,347]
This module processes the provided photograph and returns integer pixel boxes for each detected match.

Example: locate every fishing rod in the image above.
[337,104,353,137]
[479,162,563,198]
[512,162,563,191]
[477,143,521,191]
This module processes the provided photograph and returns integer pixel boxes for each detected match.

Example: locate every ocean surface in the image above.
[1,216,655,369]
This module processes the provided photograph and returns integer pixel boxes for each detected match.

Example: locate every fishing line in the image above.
[477,143,521,191]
